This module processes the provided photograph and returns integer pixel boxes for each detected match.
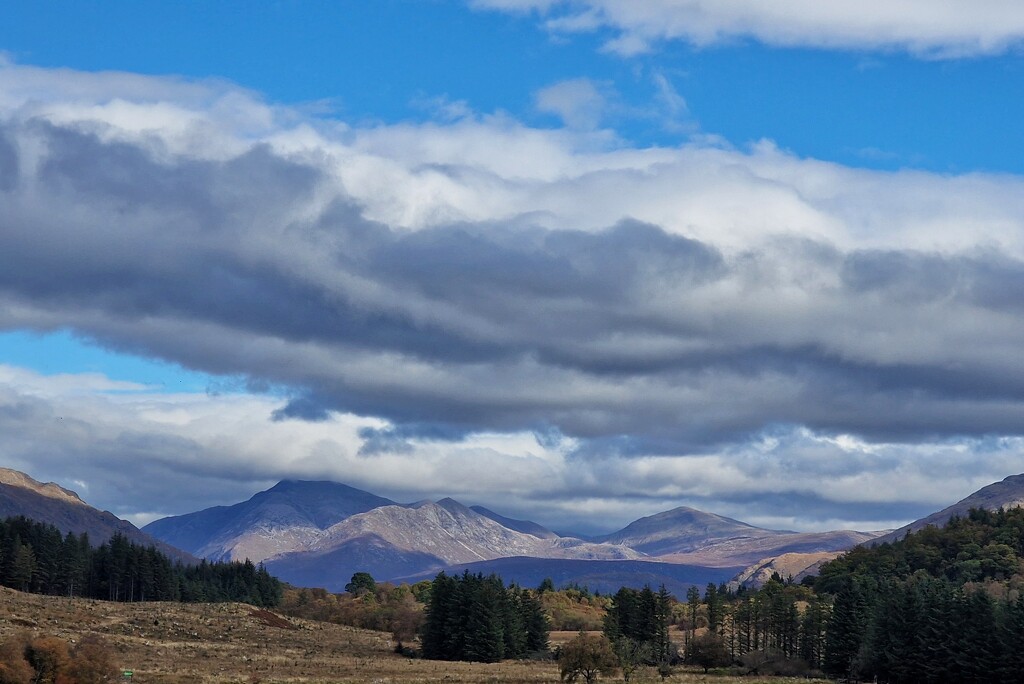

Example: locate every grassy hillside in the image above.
[0,585,836,683]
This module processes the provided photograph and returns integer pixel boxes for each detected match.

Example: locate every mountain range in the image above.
[9,465,1024,595]
[141,479,880,591]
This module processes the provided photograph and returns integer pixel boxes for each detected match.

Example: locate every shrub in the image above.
[0,634,33,684]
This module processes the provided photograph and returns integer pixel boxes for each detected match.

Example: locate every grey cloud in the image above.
[0,131,17,190]
[4,116,1024,460]
[271,396,332,422]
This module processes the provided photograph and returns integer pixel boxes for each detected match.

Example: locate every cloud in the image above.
[3,62,1024,529]
[271,396,332,422]
[1,364,1017,533]
[471,0,1024,57]
[535,77,610,129]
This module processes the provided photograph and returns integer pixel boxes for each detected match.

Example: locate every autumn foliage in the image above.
[0,634,117,684]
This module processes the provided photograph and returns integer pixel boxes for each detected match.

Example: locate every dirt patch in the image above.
[248,608,297,630]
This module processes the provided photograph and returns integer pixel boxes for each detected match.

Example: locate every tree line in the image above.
[419,571,549,662]
[0,515,282,606]
[815,507,1024,683]
[672,506,1024,681]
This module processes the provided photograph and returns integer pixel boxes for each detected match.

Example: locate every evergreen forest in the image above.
[0,515,282,606]
[668,507,1024,682]
[419,571,549,663]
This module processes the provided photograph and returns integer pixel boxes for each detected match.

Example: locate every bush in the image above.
[0,634,33,684]
[558,632,618,684]
[25,636,71,684]
[68,635,118,683]
[685,632,730,673]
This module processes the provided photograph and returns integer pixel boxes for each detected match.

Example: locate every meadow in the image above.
[0,586,829,683]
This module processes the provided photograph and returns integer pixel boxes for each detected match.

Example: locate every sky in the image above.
[1,1,1024,535]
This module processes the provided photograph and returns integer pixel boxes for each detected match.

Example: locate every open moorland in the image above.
[0,587,832,683]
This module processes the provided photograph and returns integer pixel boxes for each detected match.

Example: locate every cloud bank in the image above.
[472,0,1024,57]
[1,62,1024,529]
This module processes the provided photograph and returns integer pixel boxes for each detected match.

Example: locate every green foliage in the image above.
[344,571,377,595]
[816,507,1024,683]
[817,507,1024,592]
[601,583,680,681]
[0,515,282,607]
[419,571,549,662]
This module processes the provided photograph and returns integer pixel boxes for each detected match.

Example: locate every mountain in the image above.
[0,467,194,563]
[469,505,558,539]
[597,506,772,556]
[264,498,640,591]
[729,551,844,589]
[872,473,1024,546]
[658,529,881,568]
[142,479,395,562]
[395,557,743,599]
[144,479,879,592]
[597,505,879,567]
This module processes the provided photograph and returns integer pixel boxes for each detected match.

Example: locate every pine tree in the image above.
[521,589,550,652]
[823,580,867,678]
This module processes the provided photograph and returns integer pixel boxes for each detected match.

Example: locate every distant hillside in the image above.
[596,506,773,556]
[469,505,558,539]
[143,479,396,562]
[596,505,879,567]
[660,529,881,568]
[395,557,742,598]
[872,473,1024,545]
[143,478,880,590]
[0,467,194,564]
[265,498,640,590]
[729,551,843,589]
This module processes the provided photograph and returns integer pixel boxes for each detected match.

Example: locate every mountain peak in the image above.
[872,471,1024,545]
[596,504,773,556]
[0,467,85,506]
[0,467,194,564]
[144,478,396,562]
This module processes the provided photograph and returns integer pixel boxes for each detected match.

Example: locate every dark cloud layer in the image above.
[3,116,1024,462]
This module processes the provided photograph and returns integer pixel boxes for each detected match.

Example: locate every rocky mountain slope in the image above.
[597,505,878,567]
[657,529,880,568]
[729,551,844,589]
[143,479,395,562]
[469,505,558,539]
[0,467,194,563]
[872,473,1024,546]
[265,498,640,590]
[596,506,774,556]
[142,478,880,590]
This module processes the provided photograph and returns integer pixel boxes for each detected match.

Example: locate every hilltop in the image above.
[0,467,194,564]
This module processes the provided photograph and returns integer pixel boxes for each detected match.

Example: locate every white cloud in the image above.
[2,364,1020,533]
[535,77,610,129]
[3,62,1024,531]
[472,0,1024,57]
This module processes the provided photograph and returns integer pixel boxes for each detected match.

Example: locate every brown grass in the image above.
[0,587,830,683]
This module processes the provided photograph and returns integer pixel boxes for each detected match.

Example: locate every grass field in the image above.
[0,587,830,683]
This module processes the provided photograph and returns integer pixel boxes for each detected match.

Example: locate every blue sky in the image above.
[4,1,1022,173]
[2,1,1024,532]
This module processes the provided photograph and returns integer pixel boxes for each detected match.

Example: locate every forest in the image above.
[657,507,1024,682]
[8,508,1024,682]
[274,507,1024,681]
[419,571,550,662]
[0,515,282,606]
